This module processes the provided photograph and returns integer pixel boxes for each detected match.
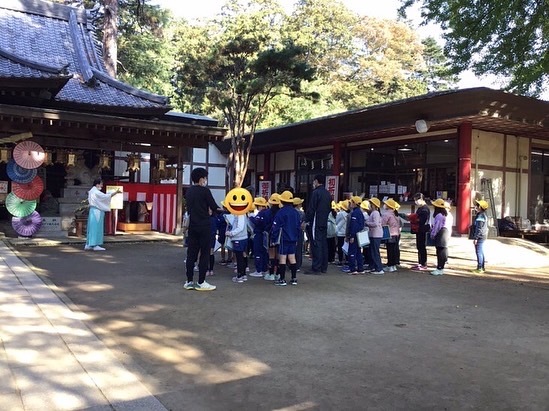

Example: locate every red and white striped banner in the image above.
[152,193,177,234]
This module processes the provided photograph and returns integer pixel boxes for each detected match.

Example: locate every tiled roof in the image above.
[0,0,170,115]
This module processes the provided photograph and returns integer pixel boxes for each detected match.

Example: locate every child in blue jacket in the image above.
[271,191,301,286]
[346,196,365,275]
[248,197,270,277]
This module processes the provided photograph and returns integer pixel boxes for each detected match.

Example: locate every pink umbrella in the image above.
[12,141,45,169]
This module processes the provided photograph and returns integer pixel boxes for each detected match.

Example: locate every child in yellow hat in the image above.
[382,198,401,272]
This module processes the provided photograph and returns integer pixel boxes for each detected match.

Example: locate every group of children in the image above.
[207,190,305,286]
[200,190,490,285]
[328,193,458,277]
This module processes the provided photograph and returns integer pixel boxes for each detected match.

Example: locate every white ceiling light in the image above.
[415,119,430,133]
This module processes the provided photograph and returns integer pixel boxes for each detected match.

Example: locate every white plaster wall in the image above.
[208,143,225,164]
[276,150,295,170]
[472,130,504,167]
[504,171,518,217]
[505,135,529,168]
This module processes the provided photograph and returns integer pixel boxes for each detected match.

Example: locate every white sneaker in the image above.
[371,270,384,275]
[84,245,91,250]
[195,281,216,291]
[93,246,106,251]
[183,281,195,290]
[386,266,397,272]
[249,271,264,277]
[430,269,444,276]
[263,273,275,281]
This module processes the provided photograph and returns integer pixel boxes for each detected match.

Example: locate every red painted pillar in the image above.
[333,142,341,176]
[457,122,472,235]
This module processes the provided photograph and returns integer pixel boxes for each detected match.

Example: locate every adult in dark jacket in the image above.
[411,192,431,271]
[303,174,332,273]
[184,167,219,291]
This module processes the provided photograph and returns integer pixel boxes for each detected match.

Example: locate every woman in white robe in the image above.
[85,179,120,251]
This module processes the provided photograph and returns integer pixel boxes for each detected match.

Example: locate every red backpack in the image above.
[408,213,419,234]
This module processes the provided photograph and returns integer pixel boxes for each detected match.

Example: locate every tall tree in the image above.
[102,0,118,77]
[117,2,174,96]
[399,0,549,96]
[419,36,458,91]
[172,0,316,187]
[285,1,427,109]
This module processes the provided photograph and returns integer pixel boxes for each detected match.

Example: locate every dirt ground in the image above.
[17,242,549,411]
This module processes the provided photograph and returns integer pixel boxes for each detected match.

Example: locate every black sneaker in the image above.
[274,279,287,286]
[290,279,297,285]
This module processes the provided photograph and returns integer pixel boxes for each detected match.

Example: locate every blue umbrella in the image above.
[6,159,37,184]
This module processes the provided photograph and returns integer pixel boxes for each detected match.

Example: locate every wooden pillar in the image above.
[457,122,472,235]
[174,145,184,235]
[333,142,341,175]
[264,153,271,181]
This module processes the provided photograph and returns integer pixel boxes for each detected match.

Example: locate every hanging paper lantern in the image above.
[99,152,111,170]
[66,151,77,167]
[126,154,141,171]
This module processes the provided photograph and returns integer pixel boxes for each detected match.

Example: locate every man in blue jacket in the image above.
[303,174,332,274]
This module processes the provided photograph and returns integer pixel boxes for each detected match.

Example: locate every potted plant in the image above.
[69,199,89,236]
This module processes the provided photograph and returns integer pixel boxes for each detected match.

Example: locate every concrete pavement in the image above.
[1,231,548,410]
[0,239,168,411]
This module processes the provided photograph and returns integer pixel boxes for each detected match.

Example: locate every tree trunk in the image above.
[103,0,118,78]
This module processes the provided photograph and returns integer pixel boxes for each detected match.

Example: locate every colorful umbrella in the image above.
[12,141,45,169]
[5,192,37,218]
[6,159,37,184]
[11,211,42,237]
[11,175,44,201]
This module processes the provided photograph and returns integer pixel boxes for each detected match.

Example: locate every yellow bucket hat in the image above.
[360,200,370,210]
[431,198,446,208]
[384,198,400,210]
[293,197,304,205]
[279,190,294,203]
[268,193,280,205]
[369,197,381,209]
[475,199,489,210]
[253,197,268,207]
[351,195,363,205]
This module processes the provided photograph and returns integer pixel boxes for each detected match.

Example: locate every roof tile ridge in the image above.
[90,67,169,106]
[0,46,70,75]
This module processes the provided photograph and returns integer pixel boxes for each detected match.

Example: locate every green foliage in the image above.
[399,0,549,96]
[117,2,175,96]
[419,36,459,91]
[172,0,316,187]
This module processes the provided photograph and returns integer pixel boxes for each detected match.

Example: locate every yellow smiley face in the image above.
[224,188,253,215]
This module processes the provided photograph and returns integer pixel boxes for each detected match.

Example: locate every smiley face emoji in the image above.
[224,187,253,215]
